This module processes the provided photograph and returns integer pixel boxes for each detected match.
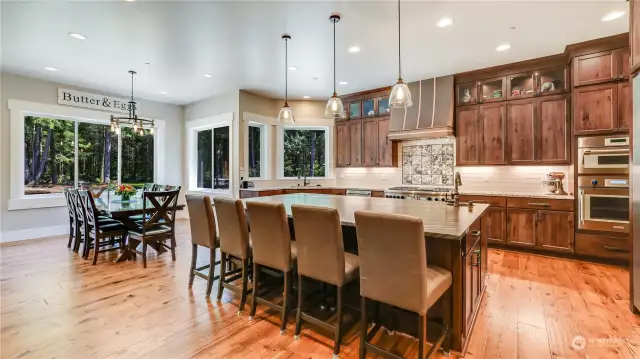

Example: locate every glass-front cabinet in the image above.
[481,77,506,103]
[508,72,536,99]
[508,67,567,99]
[377,97,390,115]
[363,99,375,117]
[457,81,479,106]
[348,101,361,119]
[537,67,567,95]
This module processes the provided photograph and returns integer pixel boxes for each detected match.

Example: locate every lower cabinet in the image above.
[506,209,537,247]
[463,217,486,337]
[536,210,575,253]
[485,207,506,244]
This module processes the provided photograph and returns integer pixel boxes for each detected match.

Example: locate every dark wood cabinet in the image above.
[463,236,481,335]
[335,122,350,167]
[538,94,570,163]
[618,82,632,132]
[480,103,506,165]
[507,67,568,100]
[362,119,378,166]
[377,118,395,167]
[506,209,537,247]
[632,0,640,74]
[573,50,617,87]
[573,83,618,134]
[617,47,630,79]
[537,210,574,253]
[456,106,481,165]
[348,121,362,166]
[485,207,506,244]
[506,99,536,164]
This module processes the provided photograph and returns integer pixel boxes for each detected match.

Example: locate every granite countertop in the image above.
[239,186,388,192]
[459,190,574,200]
[242,193,490,240]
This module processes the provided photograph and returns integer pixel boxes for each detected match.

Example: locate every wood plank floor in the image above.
[2,219,639,359]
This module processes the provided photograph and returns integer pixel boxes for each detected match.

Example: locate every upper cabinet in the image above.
[456,103,506,166]
[457,77,506,106]
[573,48,630,87]
[345,94,392,120]
[632,0,640,75]
[507,67,568,100]
[573,83,621,134]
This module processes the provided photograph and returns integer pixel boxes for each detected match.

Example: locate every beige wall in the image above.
[0,72,184,239]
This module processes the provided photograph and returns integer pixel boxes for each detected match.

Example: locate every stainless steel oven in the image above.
[578,136,630,175]
[578,176,629,233]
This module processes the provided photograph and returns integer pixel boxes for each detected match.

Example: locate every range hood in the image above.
[388,75,454,140]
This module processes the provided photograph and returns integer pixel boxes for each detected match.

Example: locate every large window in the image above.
[247,125,263,178]
[282,128,327,178]
[196,126,230,190]
[23,115,154,195]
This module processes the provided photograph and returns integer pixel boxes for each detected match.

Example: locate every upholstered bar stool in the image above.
[185,194,222,296]
[354,211,452,359]
[213,197,252,314]
[291,204,360,359]
[245,201,298,334]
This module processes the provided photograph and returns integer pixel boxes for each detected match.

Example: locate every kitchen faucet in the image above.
[447,172,462,207]
[297,146,311,187]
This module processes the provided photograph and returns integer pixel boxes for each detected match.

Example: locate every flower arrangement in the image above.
[115,184,136,201]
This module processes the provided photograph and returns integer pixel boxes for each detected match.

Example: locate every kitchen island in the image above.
[242,193,489,354]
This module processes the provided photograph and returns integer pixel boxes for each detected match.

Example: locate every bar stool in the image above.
[185,194,221,296]
[245,201,297,334]
[354,211,452,359]
[213,197,252,314]
[291,204,360,359]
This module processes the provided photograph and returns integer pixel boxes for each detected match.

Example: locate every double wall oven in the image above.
[577,136,630,234]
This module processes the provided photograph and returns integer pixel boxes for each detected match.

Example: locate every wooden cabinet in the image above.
[376,118,395,166]
[618,82,632,132]
[348,121,362,166]
[536,210,574,253]
[463,233,482,335]
[573,83,618,134]
[632,0,640,74]
[335,122,350,167]
[617,47,630,79]
[507,67,568,100]
[506,209,537,247]
[573,50,617,87]
[485,207,506,244]
[456,106,481,165]
[362,119,378,166]
[480,103,506,165]
[506,99,536,164]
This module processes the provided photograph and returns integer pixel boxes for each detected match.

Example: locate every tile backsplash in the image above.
[402,144,455,186]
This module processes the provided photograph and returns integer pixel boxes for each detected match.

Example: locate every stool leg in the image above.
[238,258,249,314]
[294,275,304,339]
[359,296,367,359]
[217,252,227,301]
[206,247,216,296]
[188,244,197,287]
[321,282,328,310]
[280,270,291,335]
[418,314,426,359]
[249,262,260,320]
[333,285,343,358]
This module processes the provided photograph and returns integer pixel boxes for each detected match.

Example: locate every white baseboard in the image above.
[1,224,68,243]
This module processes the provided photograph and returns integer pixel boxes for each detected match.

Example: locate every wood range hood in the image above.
[388,75,455,141]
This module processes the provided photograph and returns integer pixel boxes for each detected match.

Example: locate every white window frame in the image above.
[8,99,164,210]
[245,122,268,180]
[187,113,236,195]
[277,125,332,180]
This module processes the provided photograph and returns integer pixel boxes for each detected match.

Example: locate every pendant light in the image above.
[389,0,412,108]
[324,14,346,119]
[278,34,295,123]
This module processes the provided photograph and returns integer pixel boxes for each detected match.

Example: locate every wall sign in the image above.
[58,88,135,114]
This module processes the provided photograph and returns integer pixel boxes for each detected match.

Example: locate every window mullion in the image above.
[74,121,79,188]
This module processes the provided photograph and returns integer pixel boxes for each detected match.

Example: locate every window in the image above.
[247,125,263,178]
[282,128,327,178]
[23,115,154,195]
[196,126,230,190]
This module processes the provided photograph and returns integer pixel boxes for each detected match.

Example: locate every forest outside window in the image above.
[247,124,263,179]
[282,128,327,179]
[196,126,230,190]
[23,115,154,196]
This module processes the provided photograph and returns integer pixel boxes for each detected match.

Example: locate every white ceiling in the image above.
[1,1,630,105]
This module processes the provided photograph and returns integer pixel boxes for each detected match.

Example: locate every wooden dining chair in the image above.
[68,189,88,253]
[185,194,222,296]
[88,186,106,199]
[80,190,129,265]
[128,190,180,268]
[140,183,155,197]
[63,189,78,249]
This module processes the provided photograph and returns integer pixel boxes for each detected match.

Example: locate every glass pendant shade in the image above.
[278,104,295,124]
[389,80,412,108]
[324,95,345,119]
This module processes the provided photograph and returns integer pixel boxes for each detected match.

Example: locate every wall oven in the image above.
[578,136,630,175]
[578,176,629,233]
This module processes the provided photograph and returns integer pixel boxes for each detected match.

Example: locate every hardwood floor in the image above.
[1,219,639,359]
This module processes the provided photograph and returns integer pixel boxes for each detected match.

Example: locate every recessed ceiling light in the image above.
[288,66,298,71]
[126,0,135,2]
[339,81,348,85]
[496,44,511,52]
[602,11,625,22]
[203,73,213,78]
[144,62,152,66]
[348,46,361,53]
[436,18,454,27]
[303,96,311,99]
[312,77,319,80]
[160,91,168,95]
[44,67,58,72]
[68,33,86,40]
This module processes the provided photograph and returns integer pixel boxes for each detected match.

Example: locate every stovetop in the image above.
[387,186,453,193]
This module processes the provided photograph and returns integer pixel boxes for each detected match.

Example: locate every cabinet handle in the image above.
[612,225,625,230]
[471,249,481,266]
[471,230,481,237]
[604,245,629,253]
[528,202,550,207]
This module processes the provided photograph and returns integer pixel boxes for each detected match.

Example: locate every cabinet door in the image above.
[537,210,575,253]
[362,119,378,166]
[377,118,394,166]
[632,0,640,74]
[464,239,480,334]
[574,84,617,134]
[485,207,506,244]
[615,47,630,79]
[456,106,481,165]
[349,121,362,166]
[573,51,616,87]
[506,209,537,247]
[618,82,632,132]
[335,122,350,167]
[507,99,536,164]
[538,94,570,164]
[480,103,506,164]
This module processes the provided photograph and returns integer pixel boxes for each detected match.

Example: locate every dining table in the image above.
[94,196,185,263]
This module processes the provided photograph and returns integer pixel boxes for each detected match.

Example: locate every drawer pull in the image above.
[604,245,629,253]
[527,202,550,207]
[470,230,481,237]
[612,225,625,230]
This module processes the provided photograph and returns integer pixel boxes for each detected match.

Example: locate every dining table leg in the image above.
[115,237,140,263]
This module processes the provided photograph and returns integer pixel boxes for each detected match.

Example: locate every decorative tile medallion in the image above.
[402,144,454,185]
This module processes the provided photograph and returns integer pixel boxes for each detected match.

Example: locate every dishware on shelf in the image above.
[462,89,472,103]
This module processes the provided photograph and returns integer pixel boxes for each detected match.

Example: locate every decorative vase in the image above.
[122,194,130,201]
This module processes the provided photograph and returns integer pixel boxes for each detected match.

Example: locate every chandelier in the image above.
[110,70,155,135]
